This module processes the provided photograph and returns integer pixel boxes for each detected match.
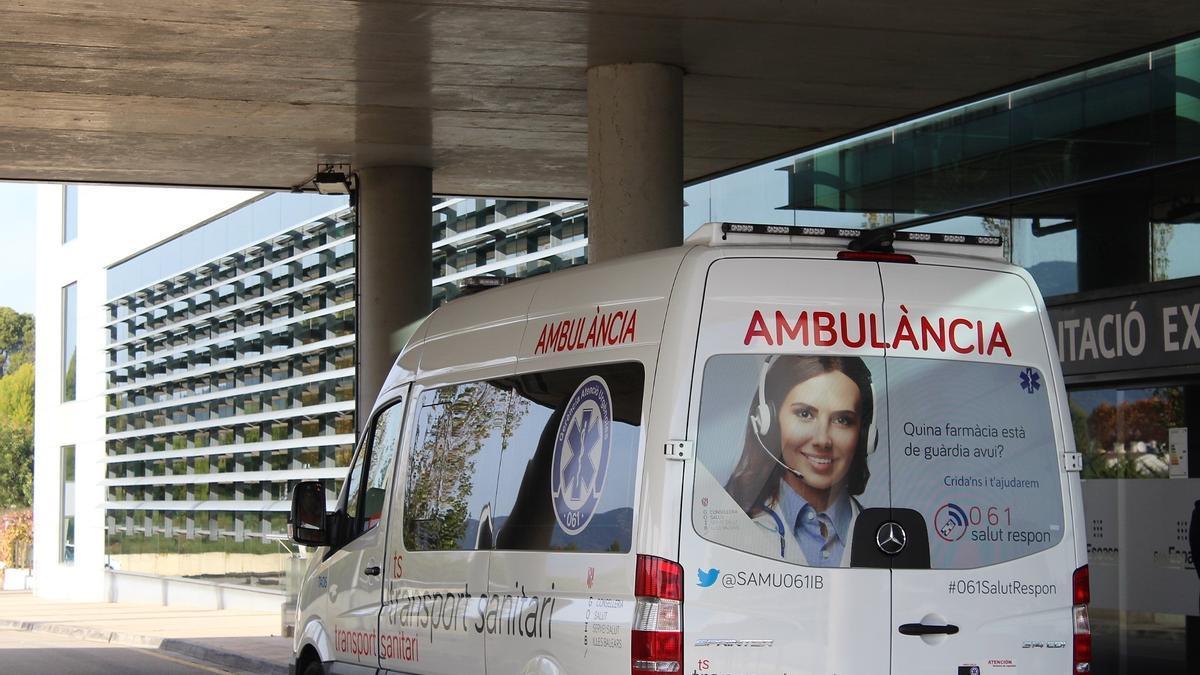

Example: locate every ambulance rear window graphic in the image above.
[692,354,1065,569]
[551,376,613,535]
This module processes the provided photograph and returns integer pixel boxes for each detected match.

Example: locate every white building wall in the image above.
[32,185,258,600]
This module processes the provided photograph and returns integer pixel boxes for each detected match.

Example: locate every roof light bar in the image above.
[719,222,1002,247]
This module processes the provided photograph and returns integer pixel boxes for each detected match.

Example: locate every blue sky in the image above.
[0,183,36,314]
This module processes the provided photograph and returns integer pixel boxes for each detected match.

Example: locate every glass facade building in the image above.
[102,194,357,581]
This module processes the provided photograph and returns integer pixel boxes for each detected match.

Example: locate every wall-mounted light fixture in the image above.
[313,164,355,195]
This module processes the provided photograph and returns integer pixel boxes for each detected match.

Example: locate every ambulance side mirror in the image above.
[289,481,329,547]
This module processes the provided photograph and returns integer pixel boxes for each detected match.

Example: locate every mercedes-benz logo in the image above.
[876,521,907,556]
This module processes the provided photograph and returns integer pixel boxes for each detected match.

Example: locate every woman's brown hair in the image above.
[724,355,874,517]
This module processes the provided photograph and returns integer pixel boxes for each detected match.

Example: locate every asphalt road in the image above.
[0,628,237,675]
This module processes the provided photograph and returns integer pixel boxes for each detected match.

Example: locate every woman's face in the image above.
[777,370,862,496]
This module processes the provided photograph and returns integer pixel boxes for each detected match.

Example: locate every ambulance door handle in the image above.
[363,566,381,576]
[898,622,959,636]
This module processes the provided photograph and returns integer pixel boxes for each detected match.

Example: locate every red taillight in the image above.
[1073,629,1092,672]
[632,555,683,674]
[1072,565,1091,673]
[1072,565,1090,605]
[635,554,684,601]
[837,250,917,264]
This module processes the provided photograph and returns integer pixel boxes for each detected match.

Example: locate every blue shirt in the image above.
[774,479,852,567]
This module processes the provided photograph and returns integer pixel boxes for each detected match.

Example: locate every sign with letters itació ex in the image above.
[1047,278,1200,380]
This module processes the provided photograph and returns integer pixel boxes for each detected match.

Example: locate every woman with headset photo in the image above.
[723,354,877,568]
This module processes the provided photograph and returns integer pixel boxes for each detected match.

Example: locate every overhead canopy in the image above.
[2,1,1196,197]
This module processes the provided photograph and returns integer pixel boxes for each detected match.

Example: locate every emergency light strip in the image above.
[719,222,1002,247]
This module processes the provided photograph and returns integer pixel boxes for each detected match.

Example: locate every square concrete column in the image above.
[355,166,433,434]
[587,63,684,263]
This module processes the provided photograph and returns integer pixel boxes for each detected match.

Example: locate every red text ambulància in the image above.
[743,306,1013,357]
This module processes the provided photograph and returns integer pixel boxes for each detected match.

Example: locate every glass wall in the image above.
[688,37,1200,242]
[1070,387,1183,479]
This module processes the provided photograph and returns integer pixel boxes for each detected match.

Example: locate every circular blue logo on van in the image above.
[551,376,613,535]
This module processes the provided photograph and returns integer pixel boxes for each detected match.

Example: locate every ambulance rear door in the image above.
[682,255,893,675]
[880,263,1077,675]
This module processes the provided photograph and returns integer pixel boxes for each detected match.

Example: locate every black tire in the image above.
[301,659,324,675]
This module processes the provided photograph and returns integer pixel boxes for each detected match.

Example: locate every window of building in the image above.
[61,445,76,564]
[62,283,77,401]
[1068,385,1183,479]
[62,186,78,243]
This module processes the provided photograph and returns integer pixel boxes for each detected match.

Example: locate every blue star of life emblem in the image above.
[1019,367,1041,394]
[551,376,612,535]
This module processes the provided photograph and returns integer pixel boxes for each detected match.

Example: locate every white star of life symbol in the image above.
[560,402,603,508]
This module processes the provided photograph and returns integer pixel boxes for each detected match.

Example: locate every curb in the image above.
[0,617,289,675]
[160,638,290,675]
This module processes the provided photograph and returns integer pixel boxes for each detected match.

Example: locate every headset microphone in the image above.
[750,355,806,480]
[748,354,879,480]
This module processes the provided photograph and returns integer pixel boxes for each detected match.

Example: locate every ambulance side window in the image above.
[338,400,404,543]
[341,444,368,525]
[400,364,645,554]
[362,401,405,533]
[491,362,643,553]
[403,383,509,551]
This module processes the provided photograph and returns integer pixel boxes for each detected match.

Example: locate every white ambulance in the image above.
[288,222,1091,675]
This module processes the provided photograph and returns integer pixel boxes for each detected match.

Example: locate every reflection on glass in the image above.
[1152,220,1200,282]
[60,445,75,564]
[62,186,78,243]
[1069,386,1182,479]
[695,35,1200,256]
[405,382,514,551]
[62,283,77,402]
[1012,217,1078,296]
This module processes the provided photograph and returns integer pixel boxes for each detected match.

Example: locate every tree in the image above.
[403,383,528,551]
[0,362,34,429]
[0,308,33,377]
[0,360,34,509]
[0,426,33,508]
[1069,398,1092,453]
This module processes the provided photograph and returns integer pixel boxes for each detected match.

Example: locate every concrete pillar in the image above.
[587,63,684,263]
[354,166,432,434]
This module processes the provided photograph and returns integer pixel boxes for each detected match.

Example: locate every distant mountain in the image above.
[458,507,634,553]
[1026,261,1078,297]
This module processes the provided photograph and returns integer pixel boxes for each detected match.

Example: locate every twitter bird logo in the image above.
[696,568,720,587]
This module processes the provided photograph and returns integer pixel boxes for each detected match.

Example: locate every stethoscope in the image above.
[759,497,862,561]
[763,505,789,558]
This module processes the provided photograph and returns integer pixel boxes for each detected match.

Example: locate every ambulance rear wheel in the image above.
[301,660,324,675]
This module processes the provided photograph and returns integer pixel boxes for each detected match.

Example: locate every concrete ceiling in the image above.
[2,1,1197,198]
